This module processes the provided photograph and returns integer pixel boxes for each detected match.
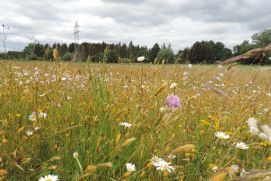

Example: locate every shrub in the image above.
[62,52,73,61]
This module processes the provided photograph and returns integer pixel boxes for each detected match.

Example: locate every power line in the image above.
[73,20,80,61]
[0,24,9,59]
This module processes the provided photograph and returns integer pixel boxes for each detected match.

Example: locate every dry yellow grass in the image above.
[0,60,271,180]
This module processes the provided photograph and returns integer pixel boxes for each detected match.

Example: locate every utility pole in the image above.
[73,20,80,61]
[1,24,9,59]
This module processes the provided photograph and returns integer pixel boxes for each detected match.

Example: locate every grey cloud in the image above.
[0,0,270,52]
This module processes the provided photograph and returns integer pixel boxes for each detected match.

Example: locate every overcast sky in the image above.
[0,0,270,52]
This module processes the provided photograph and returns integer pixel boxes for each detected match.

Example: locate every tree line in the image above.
[1,29,271,64]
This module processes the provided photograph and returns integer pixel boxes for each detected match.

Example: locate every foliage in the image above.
[157,47,175,64]
[189,41,215,64]
[91,53,104,62]
[62,52,73,61]
[252,29,271,47]
[22,43,44,58]
[149,43,160,63]
[188,41,232,64]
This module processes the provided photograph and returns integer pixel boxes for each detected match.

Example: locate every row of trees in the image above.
[1,29,271,64]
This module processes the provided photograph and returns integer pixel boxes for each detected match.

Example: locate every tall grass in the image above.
[0,61,271,180]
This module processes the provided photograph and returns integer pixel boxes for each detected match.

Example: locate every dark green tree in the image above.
[149,43,160,63]
[189,41,215,64]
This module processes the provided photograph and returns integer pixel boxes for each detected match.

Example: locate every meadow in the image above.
[0,61,271,180]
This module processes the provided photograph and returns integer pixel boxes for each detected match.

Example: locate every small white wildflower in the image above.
[215,76,221,81]
[247,117,259,128]
[73,151,79,159]
[188,64,192,69]
[151,155,161,166]
[167,154,176,159]
[120,122,132,128]
[155,159,175,173]
[26,130,33,136]
[169,82,177,89]
[211,165,218,172]
[261,125,271,137]
[38,112,47,119]
[214,132,230,139]
[258,132,270,141]
[229,164,240,176]
[234,142,249,150]
[34,126,41,131]
[137,56,145,62]
[126,163,136,172]
[38,174,58,181]
[159,106,167,113]
[28,112,37,121]
[249,126,259,135]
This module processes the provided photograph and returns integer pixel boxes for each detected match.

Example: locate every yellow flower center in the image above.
[45,179,52,181]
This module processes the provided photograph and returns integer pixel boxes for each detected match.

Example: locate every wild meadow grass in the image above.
[0,61,271,180]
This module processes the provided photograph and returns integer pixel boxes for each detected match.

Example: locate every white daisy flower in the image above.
[126,163,136,172]
[188,64,192,69]
[38,174,58,181]
[120,122,132,128]
[155,159,175,173]
[137,56,145,62]
[151,155,175,173]
[214,132,230,139]
[234,142,249,150]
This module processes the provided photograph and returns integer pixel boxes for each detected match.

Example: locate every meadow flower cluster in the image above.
[0,61,271,180]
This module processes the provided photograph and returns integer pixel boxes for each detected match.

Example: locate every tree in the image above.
[252,29,271,47]
[149,43,160,63]
[157,46,175,64]
[103,46,119,63]
[22,43,44,59]
[62,52,73,61]
[176,48,190,64]
[59,43,67,57]
[233,40,270,64]
[80,43,88,61]
[189,41,215,64]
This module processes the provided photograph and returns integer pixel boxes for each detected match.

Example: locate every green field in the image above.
[1,61,271,180]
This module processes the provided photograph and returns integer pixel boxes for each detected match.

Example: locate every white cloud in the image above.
[0,0,270,52]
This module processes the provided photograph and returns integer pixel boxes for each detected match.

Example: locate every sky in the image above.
[0,0,271,52]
